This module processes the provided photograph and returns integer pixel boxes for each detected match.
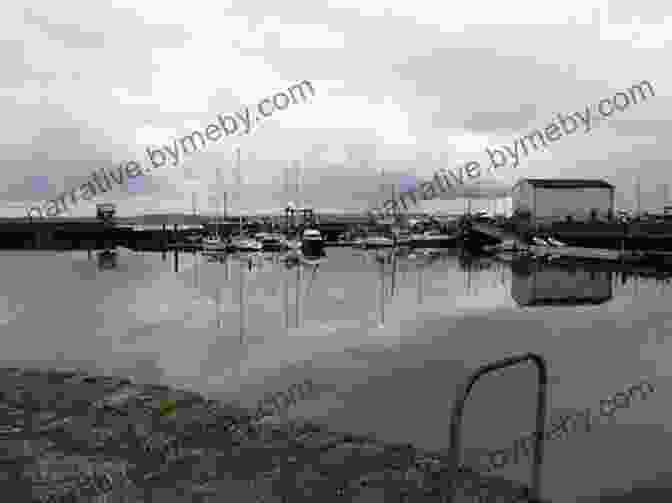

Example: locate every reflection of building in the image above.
[511,260,613,306]
[512,179,614,224]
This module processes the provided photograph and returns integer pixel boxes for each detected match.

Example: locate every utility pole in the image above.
[296,159,303,211]
[380,165,386,208]
[223,191,227,220]
[215,167,222,237]
[663,183,669,213]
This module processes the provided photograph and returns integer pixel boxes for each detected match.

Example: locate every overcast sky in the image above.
[1,1,669,217]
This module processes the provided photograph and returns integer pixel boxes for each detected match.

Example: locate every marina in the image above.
[0,244,671,501]
[6,175,672,501]
[3,5,670,498]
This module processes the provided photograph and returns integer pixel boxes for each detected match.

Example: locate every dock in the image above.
[528,245,625,261]
[527,245,672,267]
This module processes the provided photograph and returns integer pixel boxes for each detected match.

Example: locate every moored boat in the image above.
[256,233,286,252]
[185,234,203,244]
[352,237,366,249]
[202,236,228,252]
[301,228,326,258]
[284,238,302,251]
[229,235,262,252]
[363,235,395,249]
[395,231,413,247]
[410,231,458,249]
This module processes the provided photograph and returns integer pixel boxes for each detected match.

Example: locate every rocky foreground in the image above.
[0,368,540,502]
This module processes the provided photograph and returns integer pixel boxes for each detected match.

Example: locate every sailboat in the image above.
[294,159,325,259]
[203,167,227,252]
[203,235,227,252]
[229,235,262,252]
[227,149,262,253]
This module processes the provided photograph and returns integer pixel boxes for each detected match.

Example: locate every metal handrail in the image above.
[447,353,548,502]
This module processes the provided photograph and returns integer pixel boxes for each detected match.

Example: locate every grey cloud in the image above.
[0,39,59,87]
[24,8,107,49]
[461,103,539,133]
[23,7,189,50]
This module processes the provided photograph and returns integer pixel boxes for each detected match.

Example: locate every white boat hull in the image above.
[203,240,227,252]
[230,240,262,252]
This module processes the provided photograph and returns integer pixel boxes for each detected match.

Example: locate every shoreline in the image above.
[0,366,539,502]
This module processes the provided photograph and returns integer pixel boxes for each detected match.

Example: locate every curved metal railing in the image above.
[447,352,549,502]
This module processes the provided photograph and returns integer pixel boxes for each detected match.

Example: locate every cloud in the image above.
[23,7,107,49]
[1,3,669,216]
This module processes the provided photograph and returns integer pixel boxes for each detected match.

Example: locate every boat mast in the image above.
[296,159,301,211]
[235,147,242,235]
[216,167,222,238]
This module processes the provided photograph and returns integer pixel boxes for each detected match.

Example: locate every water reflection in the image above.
[510,259,613,307]
[96,250,118,270]
[164,247,672,341]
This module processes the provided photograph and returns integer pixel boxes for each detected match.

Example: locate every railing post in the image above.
[447,353,548,502]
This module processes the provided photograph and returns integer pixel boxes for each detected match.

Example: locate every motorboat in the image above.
[395,231,413,247]
[283,249,302,266]
[184,234,203,244]
[284,238,302,251]
[483,238,522,254]
[410,231,458,249]
[499,239,521,251]
[363,235,395,249]
[352,237,366,249]
[228,235,262,252]
[202,236,228,252]
[301,228,326,258]
[256,233,286,252]
[546,237,567,247]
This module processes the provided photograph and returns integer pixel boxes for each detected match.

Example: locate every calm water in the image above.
[1,247,671,501]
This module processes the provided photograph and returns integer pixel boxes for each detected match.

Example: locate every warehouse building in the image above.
[511,178,614,224]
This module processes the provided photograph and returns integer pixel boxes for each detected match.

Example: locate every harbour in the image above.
[4,178,672,500]
[1,244,671,501]
[4,4,670,498]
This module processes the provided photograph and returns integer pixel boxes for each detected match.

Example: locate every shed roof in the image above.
[518,178,614,189]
